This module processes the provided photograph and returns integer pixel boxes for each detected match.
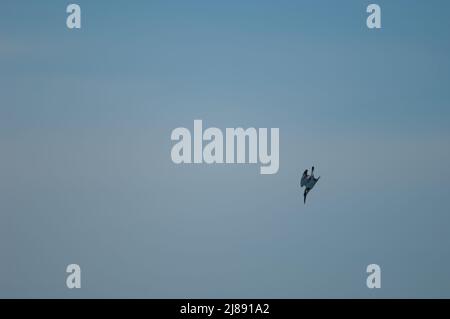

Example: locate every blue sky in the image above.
[1,0,450,298]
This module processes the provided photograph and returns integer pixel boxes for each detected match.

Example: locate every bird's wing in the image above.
[300,175,307,187]
[306,176,320,189]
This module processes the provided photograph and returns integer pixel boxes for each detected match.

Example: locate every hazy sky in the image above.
[1,0,450,298]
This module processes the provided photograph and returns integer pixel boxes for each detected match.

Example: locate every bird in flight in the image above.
[300,166,320,204]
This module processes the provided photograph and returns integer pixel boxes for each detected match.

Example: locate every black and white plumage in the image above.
[300,166,320,204]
